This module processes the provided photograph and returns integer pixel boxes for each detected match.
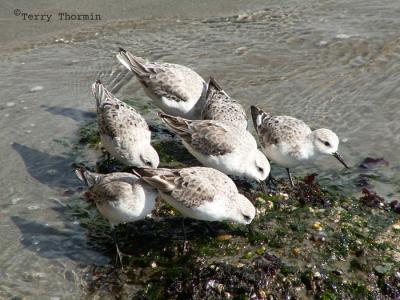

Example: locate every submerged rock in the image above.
[359,157,389,169]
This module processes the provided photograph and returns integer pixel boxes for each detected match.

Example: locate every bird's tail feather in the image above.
[132,167,176,192]
[74,167,99,188]
[91,80,116,108]
[116,48,148,76]
[158,112,191,135]
[205,76,227,100]
[250,105,271,132]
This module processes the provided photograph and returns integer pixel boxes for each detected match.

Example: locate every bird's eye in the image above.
[319,139,331,147]
[242,214,251,222]
[140,154,154,167]
[257,167,264,173]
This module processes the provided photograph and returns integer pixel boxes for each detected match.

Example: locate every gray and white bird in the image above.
[91,80,159,168]
[159,112,270,182]
[117,48,207,119]
[202,77,248,130]
[134,166,256,225]
[250,105,349,187]
[75,168,158,265]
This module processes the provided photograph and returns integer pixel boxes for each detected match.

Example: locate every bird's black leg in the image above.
[110,225,124,269]
[265,172,279,191]
[106,152,111,169]
[286,168,295,188]
[260,180,269,194]
[247,223,256,238]
[181,218,189,254]
[204,222,217,235]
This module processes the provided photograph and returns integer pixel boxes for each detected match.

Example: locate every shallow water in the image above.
[1,0,399,298]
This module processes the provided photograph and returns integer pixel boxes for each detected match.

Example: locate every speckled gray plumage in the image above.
[202,77,247,130]
[117,49,206,119]
[92,81,160,167]
[137,62,204,103]
[159,113,255,156]
[75,168,158,226]
[136,167,238,208]
[86,172,142,205]
[95,85,150,139]
[251,106,311,148]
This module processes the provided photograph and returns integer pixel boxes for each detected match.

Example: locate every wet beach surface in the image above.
[0,0,399,298]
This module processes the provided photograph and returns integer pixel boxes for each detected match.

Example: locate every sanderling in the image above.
[250,105,349,187]
[75,168,158,266]
[202,77,248,130]
[134,166,256,225]
[117,48,207,119]
[134,166,256,252]
[91,80,159,168]
[159,112,270,182]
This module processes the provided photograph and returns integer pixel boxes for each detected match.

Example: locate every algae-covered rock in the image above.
[70,120,400,299]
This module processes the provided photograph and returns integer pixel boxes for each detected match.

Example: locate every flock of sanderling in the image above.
[75,47,348,264]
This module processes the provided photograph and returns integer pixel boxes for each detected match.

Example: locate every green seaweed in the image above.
[68,119,400,299]
[77,120,100,147]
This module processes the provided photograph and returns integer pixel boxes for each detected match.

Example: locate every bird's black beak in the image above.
[333,152,349,169]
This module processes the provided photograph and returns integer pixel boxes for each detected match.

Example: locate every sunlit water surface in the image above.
[1,0,399,298]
